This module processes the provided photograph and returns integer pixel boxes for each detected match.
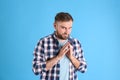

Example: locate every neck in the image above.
[57,38,67,43]
[55,32,67,42]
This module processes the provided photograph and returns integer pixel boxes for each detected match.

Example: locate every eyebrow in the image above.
[60,26,72,28]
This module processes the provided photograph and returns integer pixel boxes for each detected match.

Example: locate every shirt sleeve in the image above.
[32,40,46,75]
[74,39,87,73]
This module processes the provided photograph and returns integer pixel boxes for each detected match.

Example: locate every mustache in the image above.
[63,33,68,35]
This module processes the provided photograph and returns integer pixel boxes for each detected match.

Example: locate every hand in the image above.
[66,43,73,59]
[57,42,70,59]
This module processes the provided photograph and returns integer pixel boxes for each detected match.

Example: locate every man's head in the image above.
[54,12,73,40]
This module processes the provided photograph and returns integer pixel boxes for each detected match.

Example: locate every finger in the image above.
[67,43,73,48]
[61,42,69,50]
[65,42,72,49]
[64,47,70,54]
[64,42,69,47]
[63,45,70,52]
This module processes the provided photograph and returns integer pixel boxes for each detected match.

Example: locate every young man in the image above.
[32,12,87,80]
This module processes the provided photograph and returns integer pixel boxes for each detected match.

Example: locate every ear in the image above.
[54,22,57,30]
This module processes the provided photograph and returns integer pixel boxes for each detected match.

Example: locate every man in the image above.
[32,12,87,80]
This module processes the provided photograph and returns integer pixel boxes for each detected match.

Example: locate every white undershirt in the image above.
[58,39,70,80]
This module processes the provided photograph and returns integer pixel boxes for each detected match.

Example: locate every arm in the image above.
[66,45,80,69]
[46,42,70,71]
[32,49,60,74]
[66,40,87,73]
[32,41,70,74]
[46,56,59,71]
[67,53,87,73]
[68,55,80,69]
[76,42,87,73]
[32,41,46,75]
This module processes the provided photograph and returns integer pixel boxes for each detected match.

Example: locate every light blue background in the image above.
[0,0,120,80]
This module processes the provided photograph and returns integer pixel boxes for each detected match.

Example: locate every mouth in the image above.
[63,33,68,36]
[62,34,69,39]
[63,34,68,37]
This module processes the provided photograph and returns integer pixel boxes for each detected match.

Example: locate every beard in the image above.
[55,31,69,40]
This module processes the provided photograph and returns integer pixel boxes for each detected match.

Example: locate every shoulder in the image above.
[37,34,53,45]
[69,37,82,47]
[40,34,52,41]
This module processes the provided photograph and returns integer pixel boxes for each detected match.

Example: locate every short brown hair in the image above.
[55,12,73,22]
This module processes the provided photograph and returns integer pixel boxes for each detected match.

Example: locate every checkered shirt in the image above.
[32,32,87,80]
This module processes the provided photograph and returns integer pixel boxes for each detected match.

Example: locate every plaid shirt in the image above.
[32,32,87,80]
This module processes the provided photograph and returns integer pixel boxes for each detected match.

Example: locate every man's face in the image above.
[54,21,73,40]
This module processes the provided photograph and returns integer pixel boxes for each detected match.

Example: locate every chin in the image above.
[62,37,68,40]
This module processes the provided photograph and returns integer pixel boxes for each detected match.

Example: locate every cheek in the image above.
[56,29,62,35]
[68,29,72,33]
[61,29,66,32]
[58,28,65,33]
[69,29,72,33]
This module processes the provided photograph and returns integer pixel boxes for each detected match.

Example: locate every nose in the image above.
[65,28,70,34]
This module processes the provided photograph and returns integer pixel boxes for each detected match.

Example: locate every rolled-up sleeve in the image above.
[32,41,46,75]
[75,40,87,73]
[77,56,87,73]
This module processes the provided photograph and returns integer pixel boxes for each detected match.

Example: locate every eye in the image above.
[69,27,72,29]
[61,26,66,29]
[70,27,72,29]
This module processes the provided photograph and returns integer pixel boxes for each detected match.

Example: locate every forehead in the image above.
[56,21,73,27]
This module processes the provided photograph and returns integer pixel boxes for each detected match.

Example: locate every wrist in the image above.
[56,55,61,61]
[69,55,74,60]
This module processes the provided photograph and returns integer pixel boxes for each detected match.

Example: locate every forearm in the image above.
[69,55,87,73]
[46,42,70,71]
[69,56,80,69]
[46,56,60,71]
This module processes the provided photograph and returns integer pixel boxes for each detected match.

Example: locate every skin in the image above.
[46,20,80,71]
[54,21,72,40]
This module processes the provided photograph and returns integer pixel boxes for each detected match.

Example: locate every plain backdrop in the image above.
[0,0,120,80]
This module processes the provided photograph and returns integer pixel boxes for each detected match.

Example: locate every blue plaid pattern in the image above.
[32,32,87,80]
